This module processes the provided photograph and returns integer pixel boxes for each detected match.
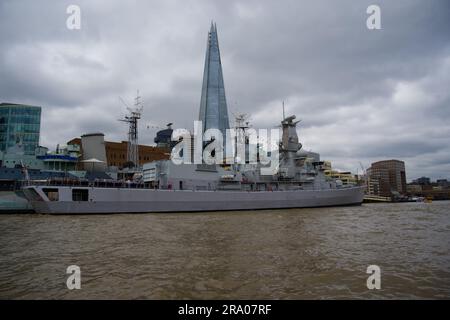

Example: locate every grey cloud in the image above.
[0,0,449,180]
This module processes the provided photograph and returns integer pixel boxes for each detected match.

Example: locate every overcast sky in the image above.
[1,0,449,180]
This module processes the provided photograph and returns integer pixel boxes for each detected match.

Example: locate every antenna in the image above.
[118,96,130,109]
[118,90,143,170]
[233,113,251,165]
[234,113,250,130]
[20,160,30,185]
[282,101,285,120]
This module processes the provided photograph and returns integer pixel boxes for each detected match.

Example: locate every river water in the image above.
[0,201,449,299]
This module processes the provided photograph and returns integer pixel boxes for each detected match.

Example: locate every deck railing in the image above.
[22,178,154,189]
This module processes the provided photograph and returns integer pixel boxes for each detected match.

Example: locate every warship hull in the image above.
[0,190,34,213]
[23,185,365,214]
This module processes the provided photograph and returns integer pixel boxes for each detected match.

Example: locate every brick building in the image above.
[366,159,407,197]
[67,138,169,169]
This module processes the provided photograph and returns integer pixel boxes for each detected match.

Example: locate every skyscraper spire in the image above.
[198,22,230,134]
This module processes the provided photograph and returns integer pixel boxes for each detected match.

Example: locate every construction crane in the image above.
[118,90,143,169]
[146,122,173,130]
[359,161,366,174]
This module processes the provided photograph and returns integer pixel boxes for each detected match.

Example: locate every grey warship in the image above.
[22,113,364,214]
[22,23,364,214]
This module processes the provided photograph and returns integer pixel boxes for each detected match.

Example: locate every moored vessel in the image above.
[23,115,365,214]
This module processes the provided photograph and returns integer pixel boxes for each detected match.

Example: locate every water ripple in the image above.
[0,201,449,299]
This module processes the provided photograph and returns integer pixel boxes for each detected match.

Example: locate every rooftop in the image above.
[0,102,41,108]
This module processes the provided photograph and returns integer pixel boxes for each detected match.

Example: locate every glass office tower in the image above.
[0,103,41,155]
[198,22,230,134]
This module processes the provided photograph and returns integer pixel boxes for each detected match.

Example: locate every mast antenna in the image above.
[118,90,143,170]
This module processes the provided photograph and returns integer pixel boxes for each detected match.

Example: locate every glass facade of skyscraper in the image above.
[0,103,41,155]
[198,23,230,134]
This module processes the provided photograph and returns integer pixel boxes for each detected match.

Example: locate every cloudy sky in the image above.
[0,0,449,180]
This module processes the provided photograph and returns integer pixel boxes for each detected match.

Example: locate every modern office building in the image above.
[198,22,230,135]
[436,179,449,188]
[414,176,431,185]
[154,123,177,149]
[0,103,41,156]
[366,159,407,197]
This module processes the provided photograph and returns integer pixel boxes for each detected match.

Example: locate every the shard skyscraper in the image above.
[198,22,230,135]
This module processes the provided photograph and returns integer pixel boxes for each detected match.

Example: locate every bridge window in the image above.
[25,188,44,201]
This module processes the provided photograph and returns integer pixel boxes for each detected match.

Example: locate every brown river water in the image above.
[0,201,449,299]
